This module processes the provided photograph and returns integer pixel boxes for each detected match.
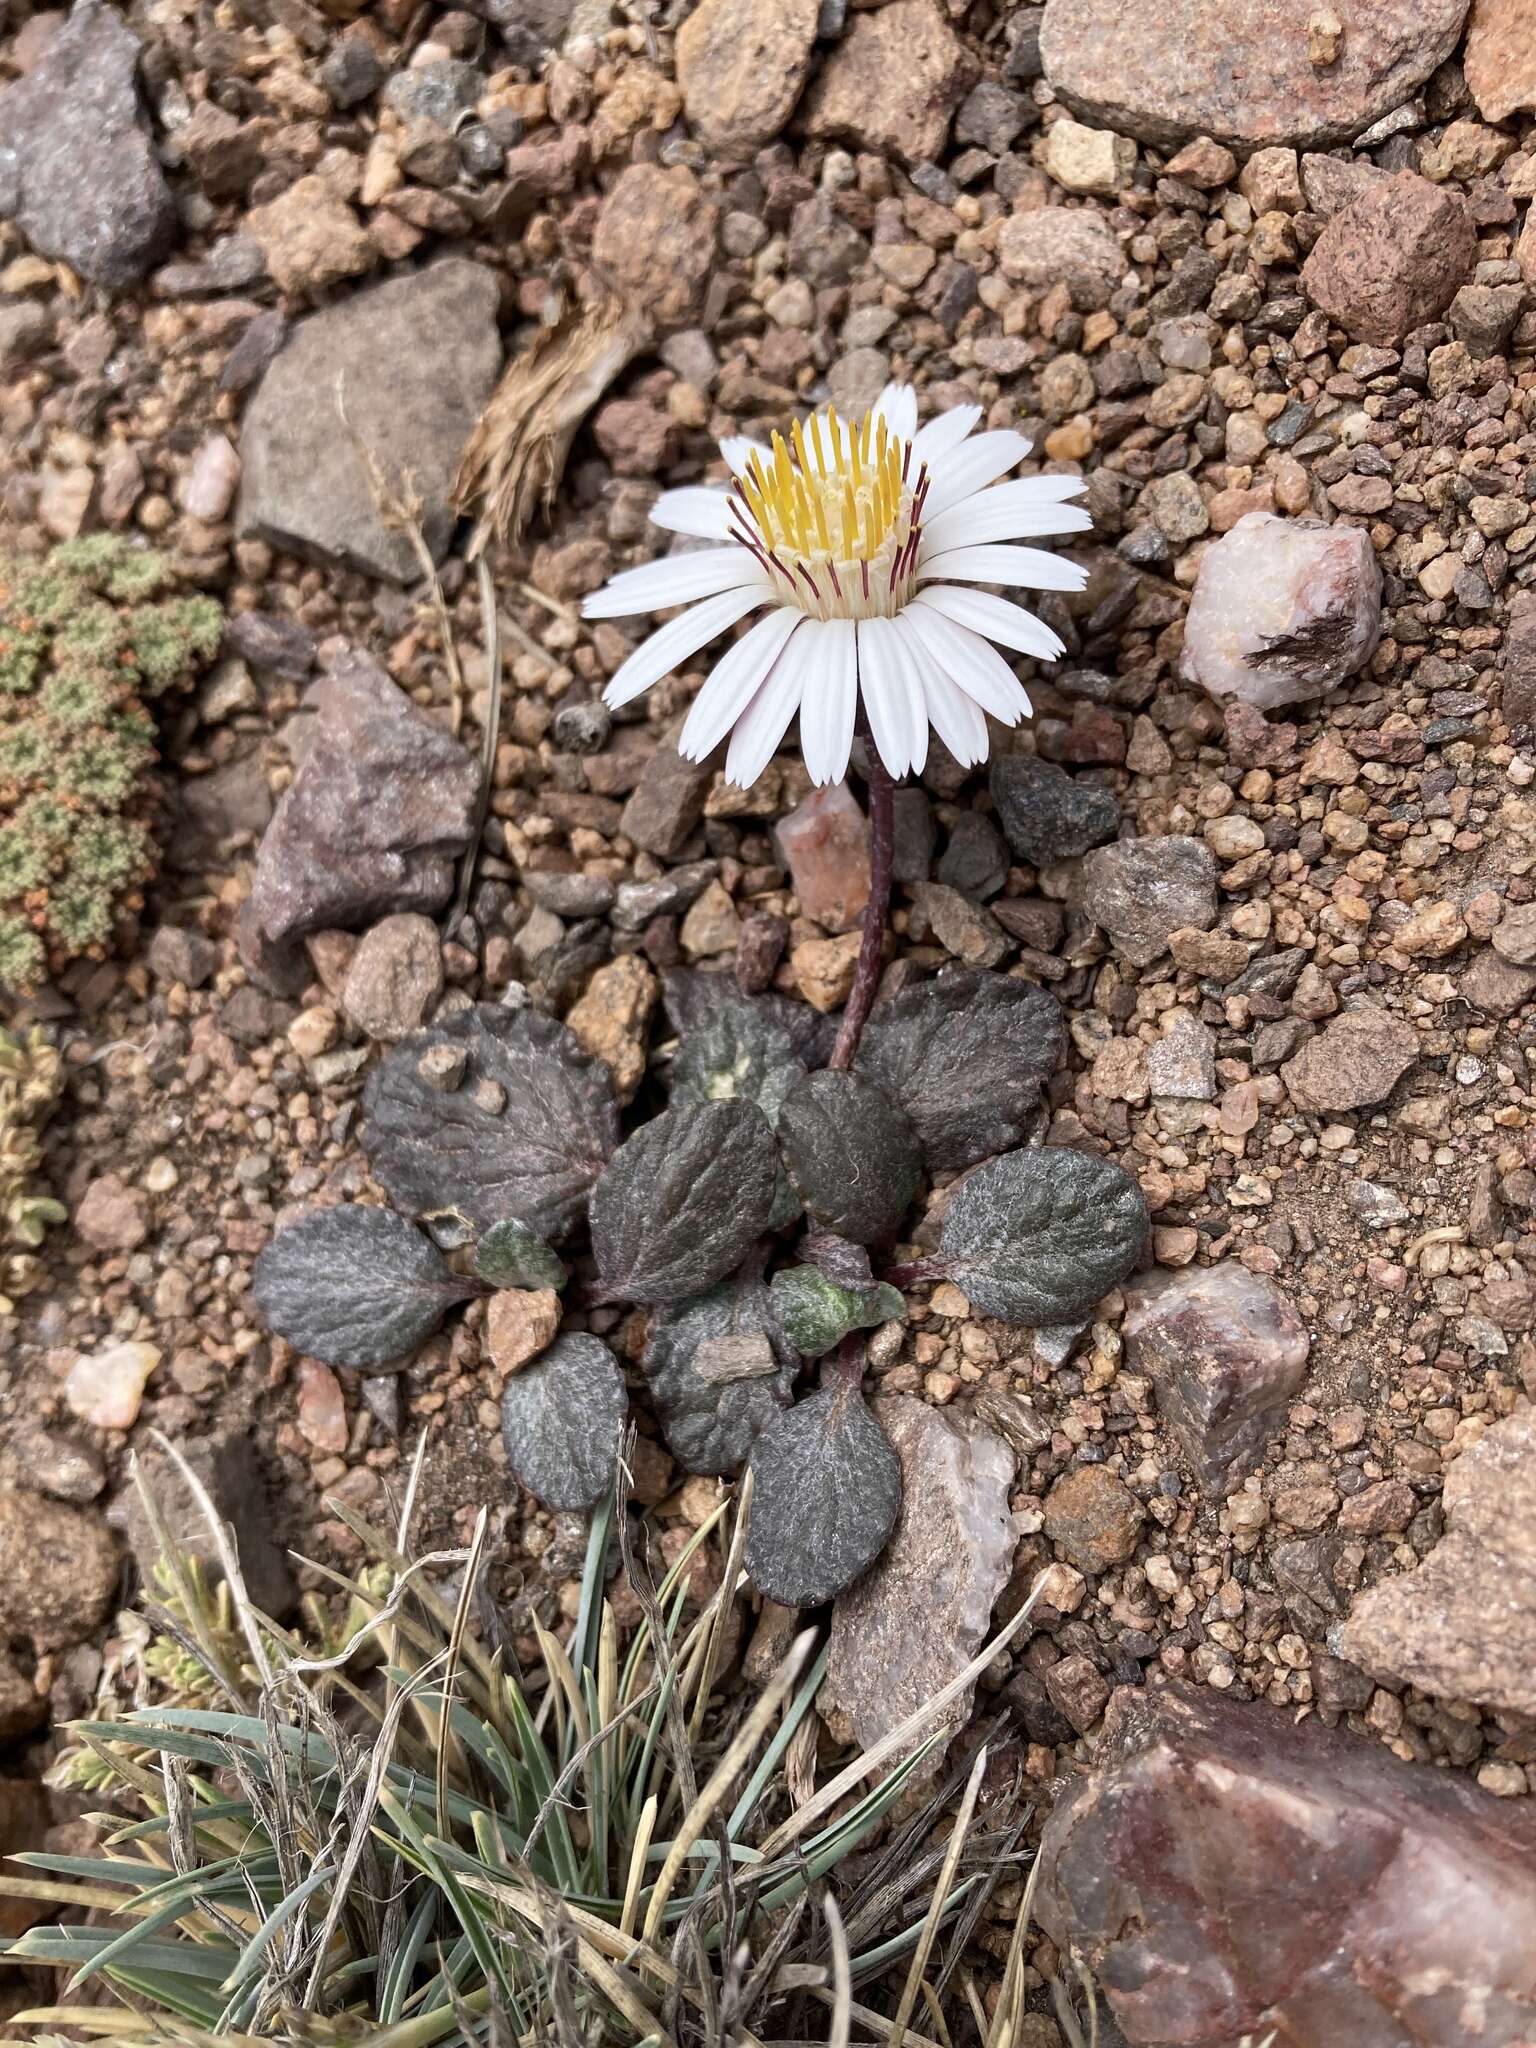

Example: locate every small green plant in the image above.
[1,1452,1041,2047]
[0,1023,66,1315]
[0,535,222,994]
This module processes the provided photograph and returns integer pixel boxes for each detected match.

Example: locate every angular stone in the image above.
[1036,1682,1536,2048]
[997,205,1124,311]
[238,260,501,583]
[485,1287,563,1378]
[246,651,478,958]
[1043,1465,1144,1574]
[1039,0,1470,151]
[565,952,657,1102]
[64,1341,160,1431]
[0,0,176,287]
[1180,511,1382,712]
[75,1173,150,1253]
[1335,1411,1536,1718]
[1145,1014,1216,1101]
[820,1398,1016,1779]
[803,0,975,164]
[591,164,718,331]
[777,782,871,934]
[246,176,373,296]
[1073,836,1217,968]
[1464,0,1536,124]
[1301,173,1475,347]
[1123,1262,1309,1495]
[1280,1007,1417,1113]
[1460,945,1536,1019]
[620,742,714,859]
[935,811,1009,902]
[991,754,1120,868]
[1044,118,1137,196]
[342,913,444,1042]
[677,0,818,158]
[1493,901,1536,966]
[0,1490,119,1652]
[107,1432,296,1621]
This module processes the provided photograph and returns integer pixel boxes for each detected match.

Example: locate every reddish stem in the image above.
[829,747,895,1071]
[833,1328,867,1391]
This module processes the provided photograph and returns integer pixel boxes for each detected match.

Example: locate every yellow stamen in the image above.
[841,481,857,556]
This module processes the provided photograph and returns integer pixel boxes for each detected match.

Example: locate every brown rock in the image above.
[0,1777,52,1939]
[107,1431,297,1621]
[802,0,976,164]
[676,0,818,158]
[1280,1006,1417,1113]
[777,783,871,934]
[485,1287,562,1378]
[0,1649,43,1744]
[1036,1682,1536,2047]
[1393,898,1468,960]
[75,1172,150,1252]
[1045,1652,1111,1733]
[1464,0,1536,124]
[1503,606,1536,724]
[1301,172,1474,346]
[791,930,863,1011]
[1123,1262,1309,1495]
[1039,0,1469,150]
[620,741,714,859]
[565,952,657,1102]
[821,1399,1016,1779]
[1336,1411,1536,1718]
[1493,901,1536,966]
[591,164,718,330]
[247,174,373,294]
[1043,1465,1144,1574]
[0,1490,119,1652]
[341,913,444,1041]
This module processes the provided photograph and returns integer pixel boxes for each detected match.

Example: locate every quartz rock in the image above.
[1036,1681,1536,2048]
[1335,1410,1536,1718]
[184,434,241,522]
[1179,511,1382,711]
[776,782,871,934]
[1122,1262,1309,1494]
[64,1342,160,1431]
[820,1397,1016,1778]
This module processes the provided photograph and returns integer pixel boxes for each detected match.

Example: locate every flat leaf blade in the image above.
[776,1070,920,1244]
[589,1101,779,1304]
[499,1333,627,1510]
[937,1147,1148,1326]
[252,1206,467,1368]
[643,1269,797,1473]
[744,1379,902,1609]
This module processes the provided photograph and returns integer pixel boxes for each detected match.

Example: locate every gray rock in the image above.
[1145,1014,1216,1101]
[237,260,502,584]
[890,785,935,885]
[935,810,1009,901]
[1123,1262,1310,1494]
[1336,1410,1536,1718]
[0,1488,120,1653]
[820,1397,1016,1778]
[1072,835,1217,967]
[1280,1006,1417,1113]
[383,60,484,127]
[991,754,1120,867]
[1348,1179,1410,1227]
[0,0,176,287]
[619,743,714,858]
[245,650,478,962]
[107,1433,296,1622]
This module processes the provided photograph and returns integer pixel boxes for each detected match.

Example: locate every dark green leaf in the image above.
[473,1220,568,1292]
[643,1269,796,1473]
[776,1070,920,1244]
[770,1267,905,1359]
[856,970,1064,1170]
[499,1333,626,1510]
[663,966,837,1067]
[671,1003,806,1126]
[937,1147,1147,1326]
[362,1005,618,1239]
[590,1101,779,1304]
[744,1377,902,1608]
[253,1206,471,1368]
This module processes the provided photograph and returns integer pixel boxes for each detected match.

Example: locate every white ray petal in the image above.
[582,548,764,619]
[913,584,1066,662]
[678,607,801,761]
[649,486,733,539]
[725,625,809,788]
[799,618,858,787]
[872,381,919,443]
[720,434,772,478]
[921,431,1034,519]
[900,605,1032,727]
[856,616,917,778]
[922,481,1096,554]
[916,542,1089,592]
[912,405,983,463]
[603,585,769,710]
[899,616,990,767]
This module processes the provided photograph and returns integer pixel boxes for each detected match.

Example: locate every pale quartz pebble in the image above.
[65,1342,161,1430]
[183,433,241,521]
[1179,509,1382,710]
[295,1357,348,1453]
[776,780,871,935]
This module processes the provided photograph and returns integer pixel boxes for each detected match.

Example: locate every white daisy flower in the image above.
[582,382,1091,789]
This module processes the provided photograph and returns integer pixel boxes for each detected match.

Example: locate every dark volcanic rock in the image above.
[1039,0,1471,151]
[990,754,1120,868]
[1123,1262,1310,1494]
[244,651,478,967]
[0,0,177,286]
[1037,1682,1536,2048]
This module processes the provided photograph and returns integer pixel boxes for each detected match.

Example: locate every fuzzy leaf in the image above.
[362,1005,618,1239]
[663,966,837,1067]
[499,1332,626,1510]
[253,1205,471,1368]
[770,1267,905,1359]
[643,1269,797,1473]
[937,1147,1147,1326]
[744,1377,902,1608]
[856,970,1064,1170]
[473,1220,568,1292]
[776,1070,921,1244]
[590,1101,779,1304]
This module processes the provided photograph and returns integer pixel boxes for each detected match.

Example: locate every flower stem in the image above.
[830,748,895,1071]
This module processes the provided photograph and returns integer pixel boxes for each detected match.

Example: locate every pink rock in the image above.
[1036,1682,1536,2047]
[1179,510,1382,711]
[295,1357,348,1453]
[184,433,241,522]
[64,1342,160,1430]
[776,781,871,934]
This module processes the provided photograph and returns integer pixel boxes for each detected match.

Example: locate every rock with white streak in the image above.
[1180,511,1382,711]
